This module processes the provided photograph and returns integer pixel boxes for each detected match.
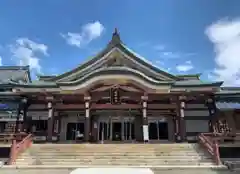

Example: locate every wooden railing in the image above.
[8,133,33,165]
[198,133,221,165]
[0,132,27,143]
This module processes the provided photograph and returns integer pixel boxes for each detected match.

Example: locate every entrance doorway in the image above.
[123,121,135,141]
[97,116,135,142]
[158,122,168,139]
[66,122,84,141]
[148,120,168,140]
[112,122,122,141]
[98,121,111,141]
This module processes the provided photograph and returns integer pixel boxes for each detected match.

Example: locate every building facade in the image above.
[0,29,239,143]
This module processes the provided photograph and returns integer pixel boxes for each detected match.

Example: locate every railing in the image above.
[0,132,28,144]
[198,132,240,165]
[198,133,221,165]
[8,133,33,165]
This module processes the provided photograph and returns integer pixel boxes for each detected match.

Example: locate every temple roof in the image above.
[0,66,31,85]
[0,29,224,91]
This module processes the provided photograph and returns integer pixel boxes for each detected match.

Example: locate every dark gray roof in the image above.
[173,80,223,87]
[0,66,31,85]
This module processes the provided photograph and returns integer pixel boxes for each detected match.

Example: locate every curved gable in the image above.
[49,29,179,83]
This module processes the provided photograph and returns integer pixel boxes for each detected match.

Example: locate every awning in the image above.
[215,102,240,110]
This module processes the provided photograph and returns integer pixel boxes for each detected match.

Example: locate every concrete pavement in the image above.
[0,167,238,174]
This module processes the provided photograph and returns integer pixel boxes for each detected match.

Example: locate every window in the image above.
[32,120,47,132]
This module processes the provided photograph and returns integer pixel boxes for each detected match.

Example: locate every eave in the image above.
[172,81,223,87]
[57,67,174,87]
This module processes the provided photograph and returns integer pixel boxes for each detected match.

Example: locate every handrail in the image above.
[8,133,33,165]
[198,133,221,165]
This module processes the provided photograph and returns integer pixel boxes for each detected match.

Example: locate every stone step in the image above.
[32,154,206,158]
[18,155,210,159]
[18,157,212,161]
[33,143,196,145]
[15,143,214,167]
[33,146,196,148]
[31,158,213,162]
[32,147,197,150]
[36,161,215,166]
[28,149,205,153]
[31,149,198,153]
[26,153,207,157]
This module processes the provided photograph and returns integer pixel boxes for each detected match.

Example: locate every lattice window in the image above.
[217,120,231,133]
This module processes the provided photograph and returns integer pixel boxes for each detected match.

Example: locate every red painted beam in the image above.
[55,103,85,110]
[91,103,141,109]
[148,104,176,109]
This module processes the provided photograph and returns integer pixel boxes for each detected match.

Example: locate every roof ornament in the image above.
[111,28,121,45]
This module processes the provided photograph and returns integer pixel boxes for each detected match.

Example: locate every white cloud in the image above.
[0,56,2,66]
[176,60,193,72]
[205,18,240,86]
[10,38,48,74]
[61,21,105,48]
[153,44,196,59]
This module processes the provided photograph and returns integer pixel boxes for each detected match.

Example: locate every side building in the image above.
[0,29,239,143]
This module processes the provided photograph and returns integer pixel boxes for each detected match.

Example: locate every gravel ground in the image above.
[0,168,238,174]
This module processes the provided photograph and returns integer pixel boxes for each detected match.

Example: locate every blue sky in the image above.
[0,0,239,86]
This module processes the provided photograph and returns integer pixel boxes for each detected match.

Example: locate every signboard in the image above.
[143,125,149,141]
[0,103,9,109]
[0,103,18,110]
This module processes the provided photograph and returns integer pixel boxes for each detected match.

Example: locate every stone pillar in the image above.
[141,95,149,143]
[179,96,186,142]
[84,96,91,142]
[47,100,54,142]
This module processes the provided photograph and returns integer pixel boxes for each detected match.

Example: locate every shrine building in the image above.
[0,29,240,143]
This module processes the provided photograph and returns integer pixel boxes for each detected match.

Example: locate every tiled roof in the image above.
[173,80,223,86]
[0,66,30,84]
[16,80,58,87]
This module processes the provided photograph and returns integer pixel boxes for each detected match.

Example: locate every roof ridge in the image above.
[0,65,30,70]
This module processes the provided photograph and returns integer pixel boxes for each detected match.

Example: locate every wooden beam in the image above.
[55,103,85,110]
[148,104,176,109]
[91,103,141,109]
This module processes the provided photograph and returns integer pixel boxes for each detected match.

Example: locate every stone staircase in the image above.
[14,143,216,166]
